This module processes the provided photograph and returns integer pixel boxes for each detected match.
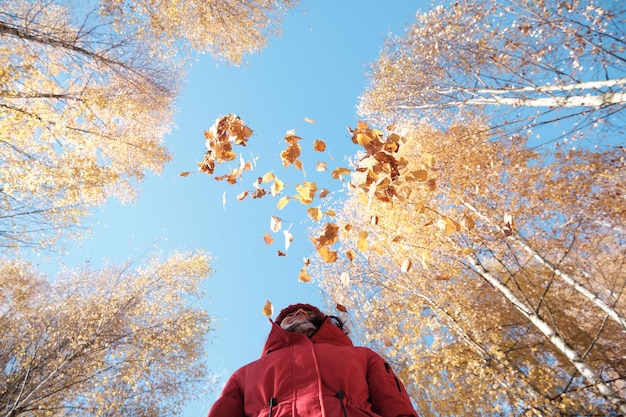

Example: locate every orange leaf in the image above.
[313,140,326,152]
[298,267,311,282]
[324,210,336,217]
[264,233,275,245]
[336,303,348,313]
[317,246,338,263]
[262,300,273,317]
[277,250,287,257]
[445,218,461,235]
[236,191,248,201]
[319,188,330,198]
[345,249,355,262]
[462,214,476,231]
[316,223,339,246]
[383,335,393,347]
[331,167,351,179]
[179,171,193,177]
[435,274,450,281]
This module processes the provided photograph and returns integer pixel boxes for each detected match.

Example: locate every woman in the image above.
[207,303,418,417]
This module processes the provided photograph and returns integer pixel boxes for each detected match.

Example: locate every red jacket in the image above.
[207,317,418,417]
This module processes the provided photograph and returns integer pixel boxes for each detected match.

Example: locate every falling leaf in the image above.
[370,215,378,225]
[324,210,336,217]
[271,177,285,196]
[313,139,326,151]
[264,233,274,245]
[315,223,339,246]
[304,117,317,124]
[331,167,351,179]
[435,274,450,281]
[277,250,287,257]
[317,246,338,263]
[307,207,323,221]
[179,171,193,177]
[294,181,317,204]
[460,247,476,255]
[262,171,275,183]
[383,335,393,347]
[316,161,327,171]
[276,196,290,210]
[298,267,311,282]
[262,300,273,317]
[319,188,330,198]
[401,259,412,273]
[303,258,311,266]
[270,216,282,232]
[284,230,293,251]
[336,303,348,313]
[345,249,355,262]
[236,191,248,201]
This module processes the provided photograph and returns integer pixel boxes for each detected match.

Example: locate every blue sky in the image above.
[50,2,429,415]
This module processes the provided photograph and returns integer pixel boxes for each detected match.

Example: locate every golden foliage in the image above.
[0,252,213,415]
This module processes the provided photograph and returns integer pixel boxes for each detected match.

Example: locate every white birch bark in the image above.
[466,254,626,416]
[463,202,626,331]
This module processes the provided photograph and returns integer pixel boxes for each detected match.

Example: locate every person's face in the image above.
[280,308,317,328]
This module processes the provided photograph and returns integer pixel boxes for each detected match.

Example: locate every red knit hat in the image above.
[275,303,325,324]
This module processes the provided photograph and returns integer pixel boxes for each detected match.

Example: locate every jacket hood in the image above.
[261,316,353,357]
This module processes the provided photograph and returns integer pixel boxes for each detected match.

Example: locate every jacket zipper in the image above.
[335,390,348,417]
[268,397,277,417]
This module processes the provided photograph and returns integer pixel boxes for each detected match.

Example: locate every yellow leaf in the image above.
[262,171,275,183]
[409,169,428,182]
[460,247,475,255]
[305,117,316,124]
[357,231,368,252]
[421,153,436,168]
[295,181,317,204]
[271,177,284,196]
[298,267,311,282]
[276,196,290,210]
[307,207,322,221]
[262,300,273,317]
[324,210,336,217]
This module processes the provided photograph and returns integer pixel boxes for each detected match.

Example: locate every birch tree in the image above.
[313,118,626,416]
[0,0,296,251]
[0,251,213,416]
[359,0,626,148]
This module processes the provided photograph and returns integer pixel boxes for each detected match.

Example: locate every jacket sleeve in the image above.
[207,372,245,417]
[366,349,419,417]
